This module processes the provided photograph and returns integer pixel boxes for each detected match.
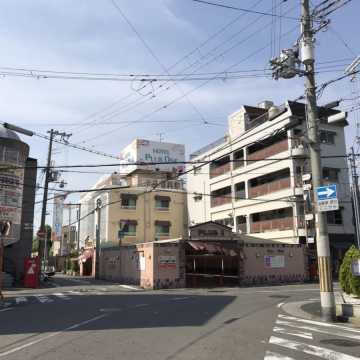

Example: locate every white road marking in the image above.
[133,304,148,308]
[53,292,70,300]
[278,314,360,334]
[269,336,360,360]
[273,326,313,340]
[0,314,107,357]
[264,350,295,360]
[35,295,53,303]
[119,284,142,291]
[171,297,189,301]
[15,297,28,304]
[0,307,13,312]
[277,302,285,308]
[67,290,83,295]
[276,319,360,341]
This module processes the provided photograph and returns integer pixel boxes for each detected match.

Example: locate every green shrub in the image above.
[339,245,360,296]
[70,259,79,273]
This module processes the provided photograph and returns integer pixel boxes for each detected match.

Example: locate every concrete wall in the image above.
[241,243,307,285]
[99,241,185,289]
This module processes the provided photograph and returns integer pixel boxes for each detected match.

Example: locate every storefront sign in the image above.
[159,255,176,269]
[264,255,285,268]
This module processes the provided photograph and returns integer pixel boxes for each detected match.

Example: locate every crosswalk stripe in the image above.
[264,351,296,360]
[278,314,360,334]
[276,319,360,341]
[273,326,313,340]
[35,296,53,303]
[269,336,360,360]
[53,293,70,300]
[15,297,28,304]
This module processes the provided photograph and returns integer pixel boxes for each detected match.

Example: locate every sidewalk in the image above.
[1,273,143,298]
[282,292,360,327]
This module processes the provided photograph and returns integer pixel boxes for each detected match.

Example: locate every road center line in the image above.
[0,314,108,357]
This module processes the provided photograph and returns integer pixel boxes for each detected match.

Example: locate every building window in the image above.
[233,149,244,169]
[235,182,246,200]
[236,215,247,233]
[155,221,171,236]
[326,210,343,225]
[121,194,137,209]
[322,167,339,182]
[119,220,137,236]
[155,196,170,210]
[320,130,336,145]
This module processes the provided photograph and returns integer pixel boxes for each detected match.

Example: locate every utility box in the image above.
[24,256,40,288]
[352,259,360,277]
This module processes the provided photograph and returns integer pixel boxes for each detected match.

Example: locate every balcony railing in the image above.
[249,177,291,198]
[210,162,231,178]
[250,217,294,233]
[247,138,288,162]
[210,195,232,207]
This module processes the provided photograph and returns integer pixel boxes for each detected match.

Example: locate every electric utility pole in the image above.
[95,198,102,280]
[301,0,335,321]
[350,147,360,248]
[38,130,72,266]
[270,0,338,321]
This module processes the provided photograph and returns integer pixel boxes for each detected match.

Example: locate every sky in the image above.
[0,0,359,230]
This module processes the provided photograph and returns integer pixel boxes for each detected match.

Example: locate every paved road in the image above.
[0,277,359,359]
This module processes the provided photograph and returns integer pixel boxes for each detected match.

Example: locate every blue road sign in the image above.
[316,184,337,201]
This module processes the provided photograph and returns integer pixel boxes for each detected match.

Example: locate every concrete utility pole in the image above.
[38,130,72,267]
[38,129,54,263]
[301,0,335,321]
[77,204,81,251]
[95,198,102,280]
[270,0,337,321]
[350,147,360,248]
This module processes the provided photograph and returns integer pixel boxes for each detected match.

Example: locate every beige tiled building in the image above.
[79,169,188,248]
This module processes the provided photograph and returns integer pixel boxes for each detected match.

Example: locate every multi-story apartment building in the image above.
[79,169,188,248]
[187,101,355,263]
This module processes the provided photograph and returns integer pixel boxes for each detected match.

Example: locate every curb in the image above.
[282,299,360,327]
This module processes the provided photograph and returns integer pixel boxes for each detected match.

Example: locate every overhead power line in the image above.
[191,0,299,20]
[0,154,356,172]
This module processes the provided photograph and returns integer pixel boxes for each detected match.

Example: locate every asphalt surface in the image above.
[0,276,359,359]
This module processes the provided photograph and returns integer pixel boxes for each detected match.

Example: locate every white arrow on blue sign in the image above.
[316,184,337,201]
